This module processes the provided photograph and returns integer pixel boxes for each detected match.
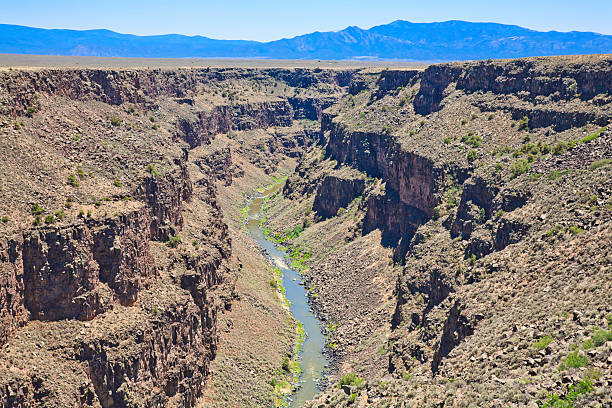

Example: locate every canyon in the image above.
[0,54,610,407]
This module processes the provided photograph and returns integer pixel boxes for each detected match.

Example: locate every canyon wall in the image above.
[0,65,351,407]
[262,55,612,407]
[1,55,611,407]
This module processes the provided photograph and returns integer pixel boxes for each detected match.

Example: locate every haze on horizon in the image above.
[7,0,612,42]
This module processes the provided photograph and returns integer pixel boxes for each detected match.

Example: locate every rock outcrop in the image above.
[313,174,365,219]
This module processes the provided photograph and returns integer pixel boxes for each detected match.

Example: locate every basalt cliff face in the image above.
[0,65,351,407]
[0,55,611,408]
[263,55,612,407]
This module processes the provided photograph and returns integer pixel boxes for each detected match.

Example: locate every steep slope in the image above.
[0,65,352,407]
[261,55,612,407]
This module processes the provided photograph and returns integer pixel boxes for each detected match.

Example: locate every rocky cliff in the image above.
[261,55,612,408]
[1,55,611,408]
[0,64,351,407]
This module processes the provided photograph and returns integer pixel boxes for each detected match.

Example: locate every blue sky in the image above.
[6,0,612,41]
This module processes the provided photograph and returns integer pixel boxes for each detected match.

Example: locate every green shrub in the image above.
[538,379,593,408]
[348,393,357,404]
[65,197,73,209]
[443,137,451,144]
[33,215,41,226]
[589,158,611,171]
[545,225,564,237]
[553,141,568,155]
[568,226,584,236]
[461,119,468,125]
[166,235,182,248]
[581,194,598,206]
[461,132,482,148]
[287,224,304,239]
[338,373,364,388]
[31,203,45,215]
[382,124,394,135]
[432,206,442,220]
[469,254,477,265]
[110,116,121,127]
[510,159,531,179]
[539,143,551,155]
[67,174,80,187]
[549,169,571,181]
[281,357,291,372]
[580,127,607,144]
[517,116,530,131]
[591,328,612,347]
[533,335,553,350]
[530,173,542,181]
[488,114,494,120]
[44,215,56,224]
[54,210,66,221]
[467,150,478,163]
[146,163,162,178]
[477,208,486,223]
[26,106,36,117]
[1,215,8,224]
[113,179,123,187]
[560,352,589,370]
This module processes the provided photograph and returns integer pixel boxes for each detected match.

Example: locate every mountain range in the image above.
[1,20,612,61]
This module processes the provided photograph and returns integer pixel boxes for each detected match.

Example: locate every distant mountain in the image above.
[1,20,611,61]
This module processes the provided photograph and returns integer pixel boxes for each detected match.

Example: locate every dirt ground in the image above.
[0,53,429,70]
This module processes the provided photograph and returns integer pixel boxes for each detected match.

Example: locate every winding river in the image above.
[244,183,328,407]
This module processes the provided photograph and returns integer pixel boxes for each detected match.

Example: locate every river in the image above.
[244,183,328,407]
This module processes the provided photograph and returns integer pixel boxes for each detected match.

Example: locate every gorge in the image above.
[0,54,610,407]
